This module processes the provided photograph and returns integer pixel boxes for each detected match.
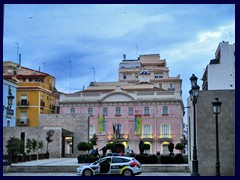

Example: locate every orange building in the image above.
[3,61,58,127]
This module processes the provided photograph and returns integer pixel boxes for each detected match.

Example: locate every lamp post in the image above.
[3,85,15,116]
[212,98,222,176]
[189,74,200,176]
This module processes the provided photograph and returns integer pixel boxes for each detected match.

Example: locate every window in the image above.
[112,157,130,163]
[161,124,170,136]
[20,95,28,106]
[103,107,108,116]
[88,107,93,116]
[162,106,168,115]
[20,111,27,124]
[144,106,150,115]
[154,73,163,78]
[115,107,121,116]
[143,124,151,136]
[129,107,133,116]
[159,83,163,89]
[7,119,10,127]
[168,83,175,91]
[70,108,75,114]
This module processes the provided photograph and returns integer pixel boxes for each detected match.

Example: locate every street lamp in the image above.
[189,74,200,176]
[3,85,15,116]
[212,98,222,176]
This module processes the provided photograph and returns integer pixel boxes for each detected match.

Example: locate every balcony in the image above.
[18,100,29,108]
[107,134,129,141]
[17,119,29,126]
[40,100,45,108]
[6,109,14,116]
[141,134,153,141]
[159,134,173,142]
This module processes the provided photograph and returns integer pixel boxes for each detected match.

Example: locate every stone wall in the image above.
[188,90,235,176]
[3,114,89,158]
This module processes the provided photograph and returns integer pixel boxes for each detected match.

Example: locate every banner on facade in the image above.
[98,115,105,133]
[134,114,142,135]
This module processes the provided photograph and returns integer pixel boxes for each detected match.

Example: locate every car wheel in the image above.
[82,169,93,176]
[123,169,133,176]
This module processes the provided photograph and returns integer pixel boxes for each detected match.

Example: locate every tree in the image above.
[90,133,98,146]
[31,139,38,153]
[106,143,116,152]
[25,138,32,154]
[5,136,22,155]
[46,130,54,153]
[175,143,184,154]
[37,140,44,154]
[139,140,144,154]
[142,144,150,154]
[168,143,174,155]
[77,142,90,154]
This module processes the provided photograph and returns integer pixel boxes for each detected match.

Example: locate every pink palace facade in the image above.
[59,54,184,155]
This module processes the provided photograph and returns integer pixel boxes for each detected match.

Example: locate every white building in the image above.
[202,41,235,90]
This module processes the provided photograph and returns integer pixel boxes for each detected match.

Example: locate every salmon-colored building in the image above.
[59,54,184,155]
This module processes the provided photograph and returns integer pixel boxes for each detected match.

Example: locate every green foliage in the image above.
[168,143,174,153]
[5,136,22,155]
[135,154,158,164]
[175,143,184,151]
[139,140,144,154]
[37,140,44,154]
[31,139,38,153]
[46,130,54,152]
[77,154,99,163]
[90,134,98,146]
[142,144,150,151]
[106,143,116,152]
[77,142,91,152]
[25,138,32,154]
[160,155,184,164]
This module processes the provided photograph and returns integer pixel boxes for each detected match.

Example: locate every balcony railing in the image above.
[159,134,173,142]
[17,119,29,126]
[141,133,153,140]
[107,134,129,141]
[18,100,29,107]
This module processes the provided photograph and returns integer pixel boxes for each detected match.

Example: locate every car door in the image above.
[111,157,129,175]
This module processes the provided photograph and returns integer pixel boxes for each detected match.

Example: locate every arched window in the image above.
[143,124,151,138]
[115,107,121,115]
[144,106,150,115]
[161,124,170,136]
[162,106,168,115]
[88,107,93,116]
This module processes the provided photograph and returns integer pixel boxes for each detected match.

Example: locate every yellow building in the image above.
[3,61,58,127]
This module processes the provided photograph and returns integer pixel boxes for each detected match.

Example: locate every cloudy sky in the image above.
[3,4,235,110]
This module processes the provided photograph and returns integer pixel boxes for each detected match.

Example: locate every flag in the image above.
[98,115,105,133]
[134,114,142,134]
[113,123,116,134]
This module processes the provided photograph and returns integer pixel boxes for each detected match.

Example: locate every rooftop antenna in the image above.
[69,60,72,93]
[136,44,139,58]
[14,42,21,65]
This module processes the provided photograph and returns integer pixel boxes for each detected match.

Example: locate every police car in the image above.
[76,156,142,176]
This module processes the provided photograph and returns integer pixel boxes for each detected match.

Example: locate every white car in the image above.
[76,156,142,176]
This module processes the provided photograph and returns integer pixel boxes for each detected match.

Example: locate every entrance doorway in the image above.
[115,143,125,153]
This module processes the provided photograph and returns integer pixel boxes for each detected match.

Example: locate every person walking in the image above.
[100,146,107,157]
[126,146,130,156]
